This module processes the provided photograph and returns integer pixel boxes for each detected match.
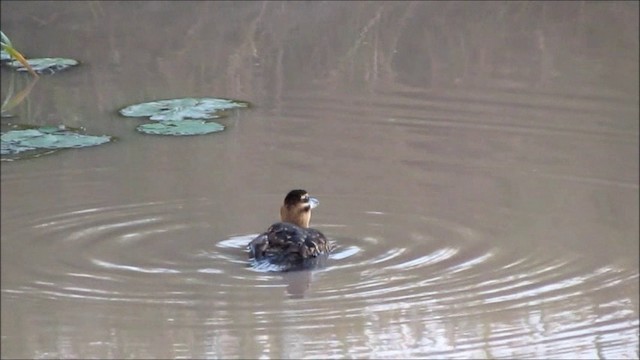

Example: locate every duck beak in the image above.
[308,197,319,209]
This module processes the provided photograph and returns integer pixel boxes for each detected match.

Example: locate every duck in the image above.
[248,189,332,271]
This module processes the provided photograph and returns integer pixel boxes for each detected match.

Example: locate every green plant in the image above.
[1,30,38,77]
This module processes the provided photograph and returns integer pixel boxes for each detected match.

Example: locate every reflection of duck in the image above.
[249,189,332,271]
[282,270,313,299]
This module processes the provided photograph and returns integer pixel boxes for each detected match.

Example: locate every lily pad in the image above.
[7,57,79,74]
[1,125,112,160]
[0,49,11,62]
[119,98,248,121]
[137,120,225,136]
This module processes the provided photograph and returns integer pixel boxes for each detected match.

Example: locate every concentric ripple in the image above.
[215,201,638,358]
[1,195,637,358]
[2,198,241,305]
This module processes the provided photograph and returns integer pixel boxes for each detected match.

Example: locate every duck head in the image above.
[280,189,319,228]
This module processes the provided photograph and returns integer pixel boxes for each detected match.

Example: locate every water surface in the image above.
[1,2,638,359]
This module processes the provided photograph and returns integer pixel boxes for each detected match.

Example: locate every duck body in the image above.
[250,222,329,259]
[248,190,332,271]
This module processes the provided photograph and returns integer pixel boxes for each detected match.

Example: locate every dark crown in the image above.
[284,189,309,207]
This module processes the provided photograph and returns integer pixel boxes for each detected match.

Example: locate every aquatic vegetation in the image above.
[1,49,11,62]
[0,30,38,77]
[119,97,249,136]
[2,31,79,75]
[137,120,225,136]
[119,98,248,121]
[1,125,113,161]
[0,31,107,160]
[7,57,79,75]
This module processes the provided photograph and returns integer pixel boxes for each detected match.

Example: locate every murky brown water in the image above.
[1,1,638,359]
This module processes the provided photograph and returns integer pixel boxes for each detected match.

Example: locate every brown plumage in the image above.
[249,189,332,271]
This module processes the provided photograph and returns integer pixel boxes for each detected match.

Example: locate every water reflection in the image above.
[281,270,312,299]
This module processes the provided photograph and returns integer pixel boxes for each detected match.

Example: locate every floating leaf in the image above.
[137,120,225,136]
[1,125,112,159]
[120,98,248,121]
[1,31,38,76]
[8,57,79,74]
[0,31,11,47]
[0,49,11,62]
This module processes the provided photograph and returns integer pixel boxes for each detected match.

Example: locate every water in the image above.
[1,2,638,359]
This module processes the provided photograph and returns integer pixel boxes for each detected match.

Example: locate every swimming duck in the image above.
[249,189,332,270]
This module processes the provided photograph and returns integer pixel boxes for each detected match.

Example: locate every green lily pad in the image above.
[119,98,248,121]
[137,120,225,136]
[1,125,112,160]
[0,49,11,62]
[8,57,79,74]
